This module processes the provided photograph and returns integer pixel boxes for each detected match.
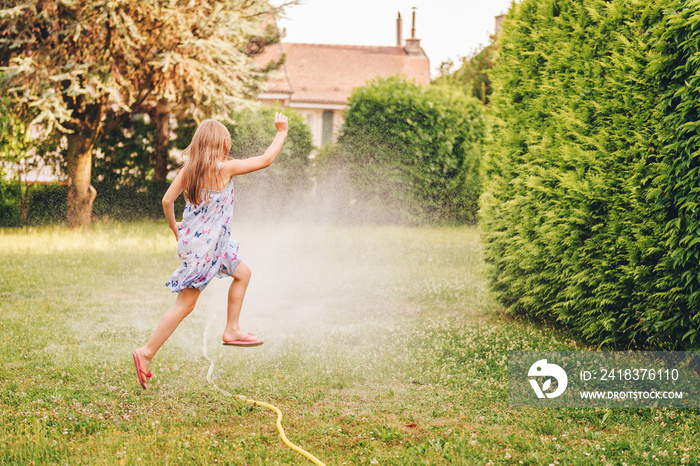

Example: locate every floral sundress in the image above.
[165,163,241,293]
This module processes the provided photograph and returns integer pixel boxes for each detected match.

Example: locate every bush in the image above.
[0,175,21,227]
[223,106,314,215]
[26,183,66,225]
[0,182,66,227]
[93,113,159,192]
[91,182,186,222]
[175,107,314,218]
[336,76,485,224]
[0,182,186,226]
[482,0,683,348]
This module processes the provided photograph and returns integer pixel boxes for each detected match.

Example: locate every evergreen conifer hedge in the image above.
[651,0,700,347]
[338,77,485,224]
[482,0,700,349]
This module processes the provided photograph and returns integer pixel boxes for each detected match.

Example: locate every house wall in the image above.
[257,94,347,147]
[293,105,345,147]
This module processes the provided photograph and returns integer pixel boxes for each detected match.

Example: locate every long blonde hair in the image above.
[181,119,231,205]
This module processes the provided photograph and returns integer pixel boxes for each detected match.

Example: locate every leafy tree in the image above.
[0,97,22,224]
[0,0,284,229]
[92,112,158,192]
[435,44,496,105]
[0,96,61,224]
[336,76,485,224]
[146,21,282,187]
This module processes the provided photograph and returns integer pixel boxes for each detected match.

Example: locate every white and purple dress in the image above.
[165,163,241,292]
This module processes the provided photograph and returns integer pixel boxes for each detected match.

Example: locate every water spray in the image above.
[202,320,326,466]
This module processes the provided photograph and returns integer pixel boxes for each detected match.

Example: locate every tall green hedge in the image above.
[337,77,485,224]
[481,0,694,348]
[652,0,700,346]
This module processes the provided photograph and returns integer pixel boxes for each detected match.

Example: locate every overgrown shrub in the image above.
[175,106,314,217]
[651,0,700,346]
[0,182,186,226]
[91,182,185,221]
[482,0,687,348]
[224,106,313,214]
[0,174,21,227]
[0,183,66,227]
[26,183,66,224]
[93,113,160,192]
[336,76,485,224]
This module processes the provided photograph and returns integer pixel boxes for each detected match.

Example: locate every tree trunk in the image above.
[154,98,170,184]
[20,184,30,225]
[18,163,30,225]
[64,98,105,230]
[66,130,97,229]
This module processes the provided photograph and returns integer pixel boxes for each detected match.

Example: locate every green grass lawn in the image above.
[0,220,698,465]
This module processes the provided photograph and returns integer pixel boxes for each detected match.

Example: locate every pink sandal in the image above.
[223,332,264,347]
[132,351,153,389]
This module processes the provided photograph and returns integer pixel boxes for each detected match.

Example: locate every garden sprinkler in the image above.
[202,322,326,466]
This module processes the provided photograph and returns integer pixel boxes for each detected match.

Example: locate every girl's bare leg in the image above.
[222,261,256,342]
[135,287,201,374]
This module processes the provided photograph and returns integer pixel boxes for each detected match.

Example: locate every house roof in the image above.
[255,42,430,106]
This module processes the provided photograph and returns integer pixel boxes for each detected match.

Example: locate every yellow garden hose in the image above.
[202,323,326,466]
[233,394,326,465]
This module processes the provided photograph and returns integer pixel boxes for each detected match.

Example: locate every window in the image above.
[321,110,334,145]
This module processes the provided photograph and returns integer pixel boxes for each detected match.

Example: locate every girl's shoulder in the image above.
[211,161,233,191]
[219,159,236,177]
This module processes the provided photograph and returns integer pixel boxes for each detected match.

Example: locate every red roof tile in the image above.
[255,42,430,105]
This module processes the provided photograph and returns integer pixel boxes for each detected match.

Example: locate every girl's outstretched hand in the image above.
[274,112,288,133]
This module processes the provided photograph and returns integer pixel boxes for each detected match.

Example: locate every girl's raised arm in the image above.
[162,170,184,239]
[221,112,288,177]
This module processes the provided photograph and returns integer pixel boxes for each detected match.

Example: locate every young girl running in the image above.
[132,113,288,389]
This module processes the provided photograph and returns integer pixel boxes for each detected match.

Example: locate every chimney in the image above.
[396,12,403,47]
[495,14,505,37]
[411,8,416,38]
[404,7,423,56]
